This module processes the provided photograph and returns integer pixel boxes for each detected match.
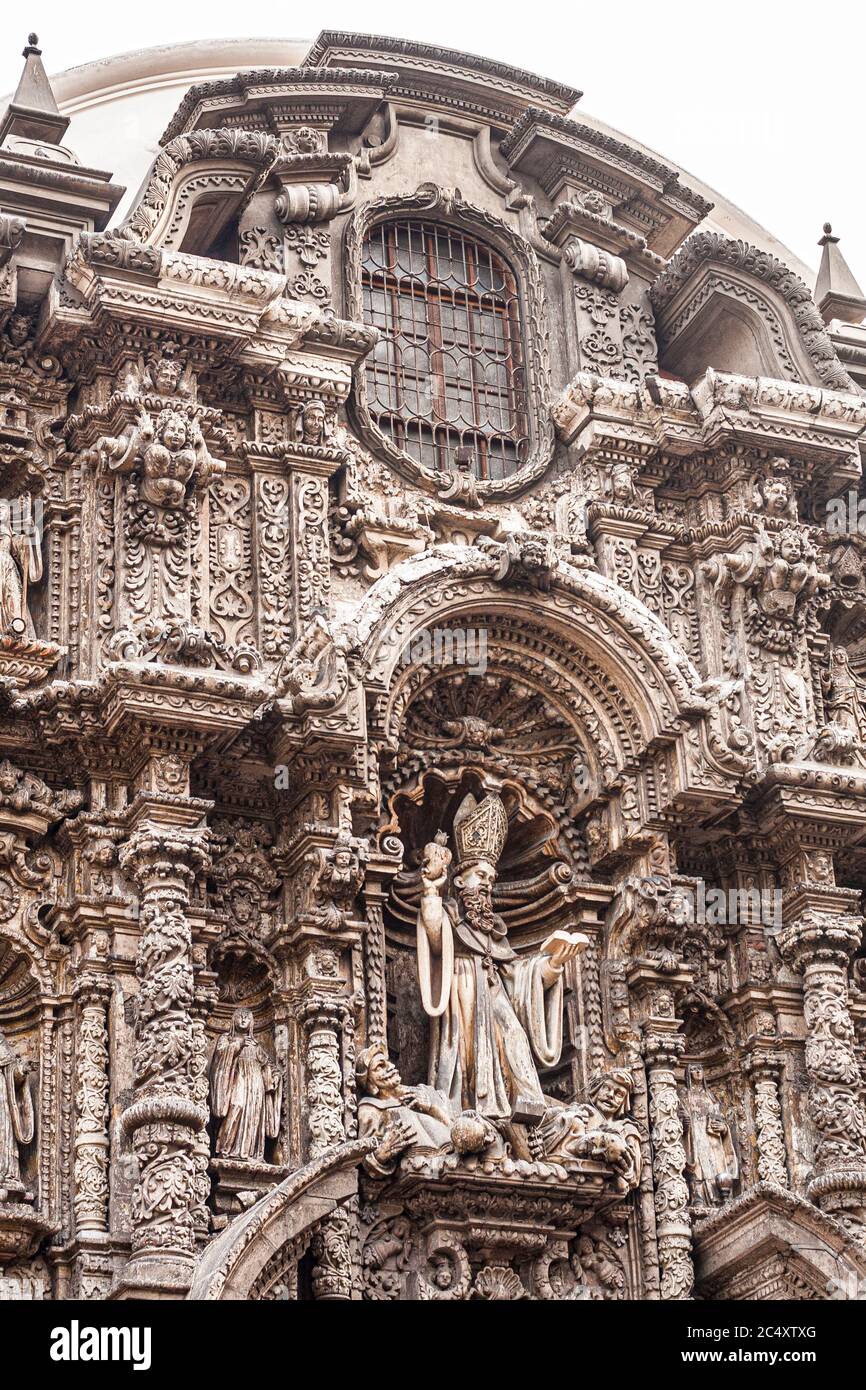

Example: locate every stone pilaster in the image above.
[629,965,693,1299]
[72,970,111,1236]
[778,886,866,1241]
[286,456,333,639]
[113,794,211,1297]
[743,1051,789,1189]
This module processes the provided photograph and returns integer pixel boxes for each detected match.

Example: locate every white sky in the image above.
[2,0,864,288]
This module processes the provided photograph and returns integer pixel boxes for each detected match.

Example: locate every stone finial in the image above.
[0,32,70,147]
[816,222,866,327]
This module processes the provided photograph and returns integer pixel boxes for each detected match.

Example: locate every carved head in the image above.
[6,314,30,347]
[763,477,792,516]
[302,400,327,443]
[356,1042,401,1098]
[232,1007,254,1036]
[610,463,636,502]
[778,529,804,564]
[160,411,189,452]
[666,890,694,928]
[589,1067,634,1119]
[152,355,182,395]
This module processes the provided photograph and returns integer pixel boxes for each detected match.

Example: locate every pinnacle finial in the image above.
[0,29,70,146]
[816,221,866,325]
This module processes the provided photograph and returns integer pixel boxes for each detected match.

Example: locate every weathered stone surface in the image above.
[0,26,864,1304]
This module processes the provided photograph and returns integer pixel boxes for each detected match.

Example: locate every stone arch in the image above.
[349,544,716,773]
[186,1139,371,1300]
[346,545,750,857]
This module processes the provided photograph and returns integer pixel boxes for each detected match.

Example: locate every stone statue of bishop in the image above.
[416,792,588,1124]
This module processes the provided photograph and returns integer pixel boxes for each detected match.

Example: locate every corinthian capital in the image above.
[777,909,861,973]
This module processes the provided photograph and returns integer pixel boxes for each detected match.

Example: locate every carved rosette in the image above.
[72,972,111,1234]
[117,812,210,1292]
[778,906,866,1238]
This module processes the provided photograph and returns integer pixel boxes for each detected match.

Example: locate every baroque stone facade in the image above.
[0,29,866,1303]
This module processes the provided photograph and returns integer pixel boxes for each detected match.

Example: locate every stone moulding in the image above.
[160,66,400,145]
[304,30,582,120]
[650,231,856,392]
[551,368,866,474]
[117,129,280,252]
[502,107,714,219]
[693,1183,866,1299]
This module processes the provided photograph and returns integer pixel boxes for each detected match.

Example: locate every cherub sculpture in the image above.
[91,406,223,510]
[300,833,367,932]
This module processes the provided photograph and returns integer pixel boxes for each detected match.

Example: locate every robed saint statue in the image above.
[416,792,588,1124]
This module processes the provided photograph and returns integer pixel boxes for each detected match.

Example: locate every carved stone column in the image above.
[300,995,354,1301]
[114,794,211,1297]
[778,886,866,1241]
[301,997,348,1159]
[744,1051,789,1189]
[361,878,389,1047]
[629,966,693,1299]
[72,970,111,1235]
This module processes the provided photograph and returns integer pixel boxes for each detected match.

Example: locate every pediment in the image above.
[651,232,855,391]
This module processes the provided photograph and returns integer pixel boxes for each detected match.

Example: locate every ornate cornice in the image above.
[160,66,399,144]
[502,108,713,220]
[304,31,581,117]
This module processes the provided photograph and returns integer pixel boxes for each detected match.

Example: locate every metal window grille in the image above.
[360,220,530,481]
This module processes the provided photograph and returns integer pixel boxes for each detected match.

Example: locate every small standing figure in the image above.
[0,1027,34,1196]
[0,497,42,636]
[681,1064,739,1207]
[210,1008,283,1162]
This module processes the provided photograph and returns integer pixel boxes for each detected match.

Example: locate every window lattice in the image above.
[360,221,529,481]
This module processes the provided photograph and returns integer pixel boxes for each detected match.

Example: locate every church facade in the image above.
[1,29,866,1302]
